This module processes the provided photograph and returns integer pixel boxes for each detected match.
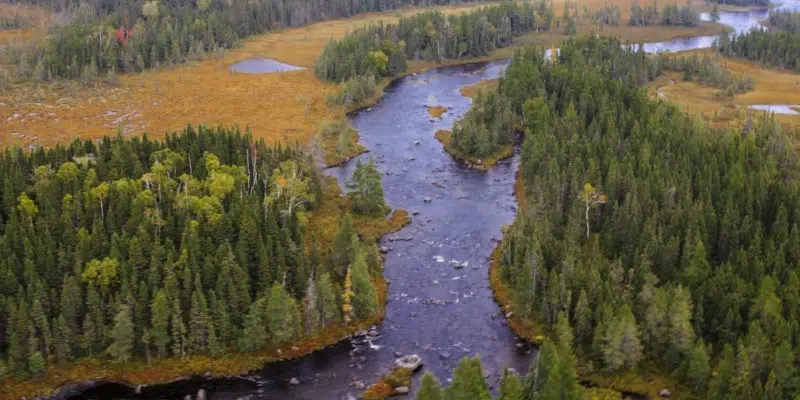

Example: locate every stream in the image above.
[59,1,800,399]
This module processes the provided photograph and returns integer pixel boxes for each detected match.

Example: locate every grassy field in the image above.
[648,49,800,136]
[0,0,727,156]
[0,3,51,47]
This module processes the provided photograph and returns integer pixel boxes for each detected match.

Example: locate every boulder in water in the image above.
[394,354,424,371]
[289,377,300,386]
[395,386,410,395]
[659,389,672,397]
[196,389,207,400]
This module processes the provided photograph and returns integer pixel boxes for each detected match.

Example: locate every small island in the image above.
[436,88,516,171]
[426,105,449,119]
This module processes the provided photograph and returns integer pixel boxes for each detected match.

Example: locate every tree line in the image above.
[716,27,800,71]
[6,0,493,82]
[0,125,388,381]
[769,10,800,34]
[314,2,541,84]
[660,52,754,98]
[628,0,699,27]
[471,36,800,398]
[414,323,584,400]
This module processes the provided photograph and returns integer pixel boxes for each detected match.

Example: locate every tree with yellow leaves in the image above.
[342,267,354,325]
[582,183,607,239]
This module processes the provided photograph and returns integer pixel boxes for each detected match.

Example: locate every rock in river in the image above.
[394,386,410,395]
[393,354,424,371]
[424,196,432,202]
[289,377,300,386]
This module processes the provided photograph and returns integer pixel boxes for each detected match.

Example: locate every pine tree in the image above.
[238,296,267,352]
[189,287,210,353]
[351,253,378,320]
[28,351,45,377]
[107,305,134,363]
[331,214,358,278]
[417,371,444,400]
[342,267,355,325]
[685,339,710,391]
[150,289,170,358]
[444,356,490,400]
[316,272,340,328]
[497,368,523,400]
[170,299,186,359]
[54,313,72,364]
[267,282,297,346]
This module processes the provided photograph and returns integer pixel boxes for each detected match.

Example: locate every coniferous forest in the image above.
[315,2,540,83]
[470,36,800,399]
[0,125,389,381]
[716,28,800,71]
[7,0,494,82]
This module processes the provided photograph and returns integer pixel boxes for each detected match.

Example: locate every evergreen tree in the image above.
[266,283,297,346]
[238,296,267,352]
[417,371,444,400]
[444,356,490,400]
[331,214,358,278]
[351,253,378,320]
[498,368,523,400]
[150,289,170,358]
[685,339,711,391]
[107,305,134,363]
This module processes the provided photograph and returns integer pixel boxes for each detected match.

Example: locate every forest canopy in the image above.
[477,36,800,399]
[0,125,386,380]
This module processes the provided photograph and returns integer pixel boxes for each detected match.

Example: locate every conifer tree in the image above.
[189,287,210,353]
[316,272,341,328]
[685,339,711,391]
[107,305,134,363]
[498,368,523,400]
[343,267,355,325]
[150,289,170,358]
[238,296,267,352]
[332,214,358,278]
[351,253,378,320]
[444,356,490,400]
[267,282,297,346]
[417,371,444,400]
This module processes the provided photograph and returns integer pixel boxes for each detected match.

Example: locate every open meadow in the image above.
[648,48,800,136]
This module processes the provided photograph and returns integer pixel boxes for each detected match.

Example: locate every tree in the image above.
[28,351,45,377]
[107,305,134,363]
[600,305,642,371]
[351,254,378,320]
[266,160,311,216]
[710,4,720,22]
[348,157,387,215]
[332,214,358,278]
[342,266,355,325]
[685,339,711,391]
[238,296,267,352]
[82,257,120,293]
[17,193,38,227]
[150,289,170,358]
[581,183,607,239]
[497,368,523,400]
[316,272,341,328]
[417,371,444,400]
[444,356,490,400]
[266,283,297,346]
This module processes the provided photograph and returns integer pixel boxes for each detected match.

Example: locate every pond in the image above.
[229,57,305,74]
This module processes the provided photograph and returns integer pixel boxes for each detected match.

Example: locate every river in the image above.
[60,1,799,399]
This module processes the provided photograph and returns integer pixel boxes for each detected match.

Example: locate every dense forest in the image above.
[770,9,800,34]
[314,2,540,83]
[716,28,800,71]
[628,0,699,27]
[5,0,494,81]
[467,36,800,399]
[0,125,389,380]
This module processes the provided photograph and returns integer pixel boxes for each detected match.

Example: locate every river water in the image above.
[62,1,800,399]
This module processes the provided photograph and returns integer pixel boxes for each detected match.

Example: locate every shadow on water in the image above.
[56,1,800,398]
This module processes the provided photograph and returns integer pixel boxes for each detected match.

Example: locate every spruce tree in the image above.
[685,339,711,391]
[316,272,341,328]
[497,368,523,400]
[351,253,378,320]
[331,214,358,278]
[417,371,444,400]
[107,305,134,363]
[238,296,267,352]
[266,283,297,346]
[150,289,170,358]
[444,356,490,400]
